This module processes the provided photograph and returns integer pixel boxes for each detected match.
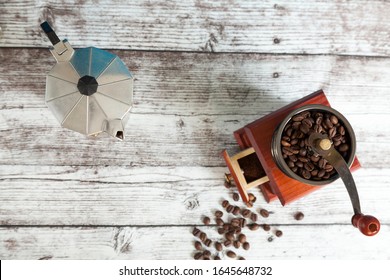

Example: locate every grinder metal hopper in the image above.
[41,21,133,140]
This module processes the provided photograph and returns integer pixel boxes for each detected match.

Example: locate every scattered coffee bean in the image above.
[263,224,271,231]
[203,216,210,225]
[275,230,283,237]
[199,232,207,241]
[232,206,241,215]
[222,200,229,208]
[238,256,246,260]
[192,227,201,237]
[225,232,234,241]
[260,209,269,218]
[238,233,246,243]
[226,205,234,213]
[241,209,251,218]
[224,240,232,247]
[232,192,240,201]
[240,218,247,228]
[204,238,212,247]
[233,240,241,249]
[203,250,211,258]
[246,201,254,208]
[214,255,221,260]
[249,223,260,231]
[250,213,258,222]
[215,242,223,251]
[217,227,225,234]
[194,252,203,260]
[294,211,305,220]
[223,224,230,231]
[226,250,237,258]
[248,193,256,202]
[215,210,223,218]
[194,241,202,250]
[243,242,250,250]
[216,218,224,226]
[231,218,240,227]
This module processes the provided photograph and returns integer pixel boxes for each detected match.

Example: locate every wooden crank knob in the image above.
[352,214,380,236]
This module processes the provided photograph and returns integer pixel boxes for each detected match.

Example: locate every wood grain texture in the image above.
[2,0,390,56]
[0,225,389,259]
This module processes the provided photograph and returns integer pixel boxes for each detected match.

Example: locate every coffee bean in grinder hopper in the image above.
[221,91,380,236]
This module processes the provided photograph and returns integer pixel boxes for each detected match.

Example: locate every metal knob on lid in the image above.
[40,21,134,140]
[272,104,380,236]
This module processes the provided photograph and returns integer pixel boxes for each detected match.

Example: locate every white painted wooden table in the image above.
[0,0,389,260]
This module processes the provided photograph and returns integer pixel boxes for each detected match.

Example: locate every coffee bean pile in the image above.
[281,110,350,181]
[192,192,285,260]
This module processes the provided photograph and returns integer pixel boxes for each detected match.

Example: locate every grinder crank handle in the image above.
[308,133,380,236]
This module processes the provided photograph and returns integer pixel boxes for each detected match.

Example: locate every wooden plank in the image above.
[0,165,387,225]
[0,225,389,259]
[2,49,390,115]
[2,0,390,56]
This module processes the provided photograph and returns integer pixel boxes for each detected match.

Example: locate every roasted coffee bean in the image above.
[215,210,223,218]
[250,213,258,222]
[338,125,345,135]
[238,233,247,243]
[233,226,241,234]
[194,241,202,250]
[233,240,241,249]
[246,201,254,208]
[243,242,250,250]
[311,169,319,176]
[292,121,301,130]
[333,134,342,142]
[304,162,314,172]
[339,143,349,152]
[249,223,260,231]
[224,240,232,247]
[214,255,221,260]
[289,155,298,162]
[222,200,229,208]
[323,172,331,179]
[311,155,320,162]
[224,181,231,189]
[299,148,307,157]
[204,238,212,247]
[203,250,211,258]
[296,161,304,168]
[248,193,256,202]
[203,216,210,225]
[318,158,327,169]
[314,124,323,133]
[299,123,310,134]
[223,224,230,231]
[232,192,240,201]
[194,252,203,260]
[226,205,234,213]
[315,116,323,125]
[260,209,269,218]
[302,118,313,128]
[317,169,326,178]
[330,115,338,125]
[287,160,295,168]
[281,140,291,147]
[233,206,241,215]
[225,232,235,241]
[231,218,240,227]
[294,212,305,220]
[217,227,226,234]
[324,118,334,128]
[241,209,251,218]
[291,166,298,173]
[298,156,309,163]
[291,138,299,145]
[216,218,224,226]
[329,127,337,138]
[282,147,294,156]
[324,164,334,172]
[275,230,283,237]
[203,257,211,260]
[215,242,223,251]
[262,224,271,231]
[286,128,293,137]
[192,227,201,237]
[226,251,236,258]
[302,169,311,179]
[200,232,207,241]
[282,136,291,141]
[238,256,246,260]
[293,114,305,122]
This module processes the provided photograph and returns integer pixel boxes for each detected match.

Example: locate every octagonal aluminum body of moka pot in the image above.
[41,21,134,141]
